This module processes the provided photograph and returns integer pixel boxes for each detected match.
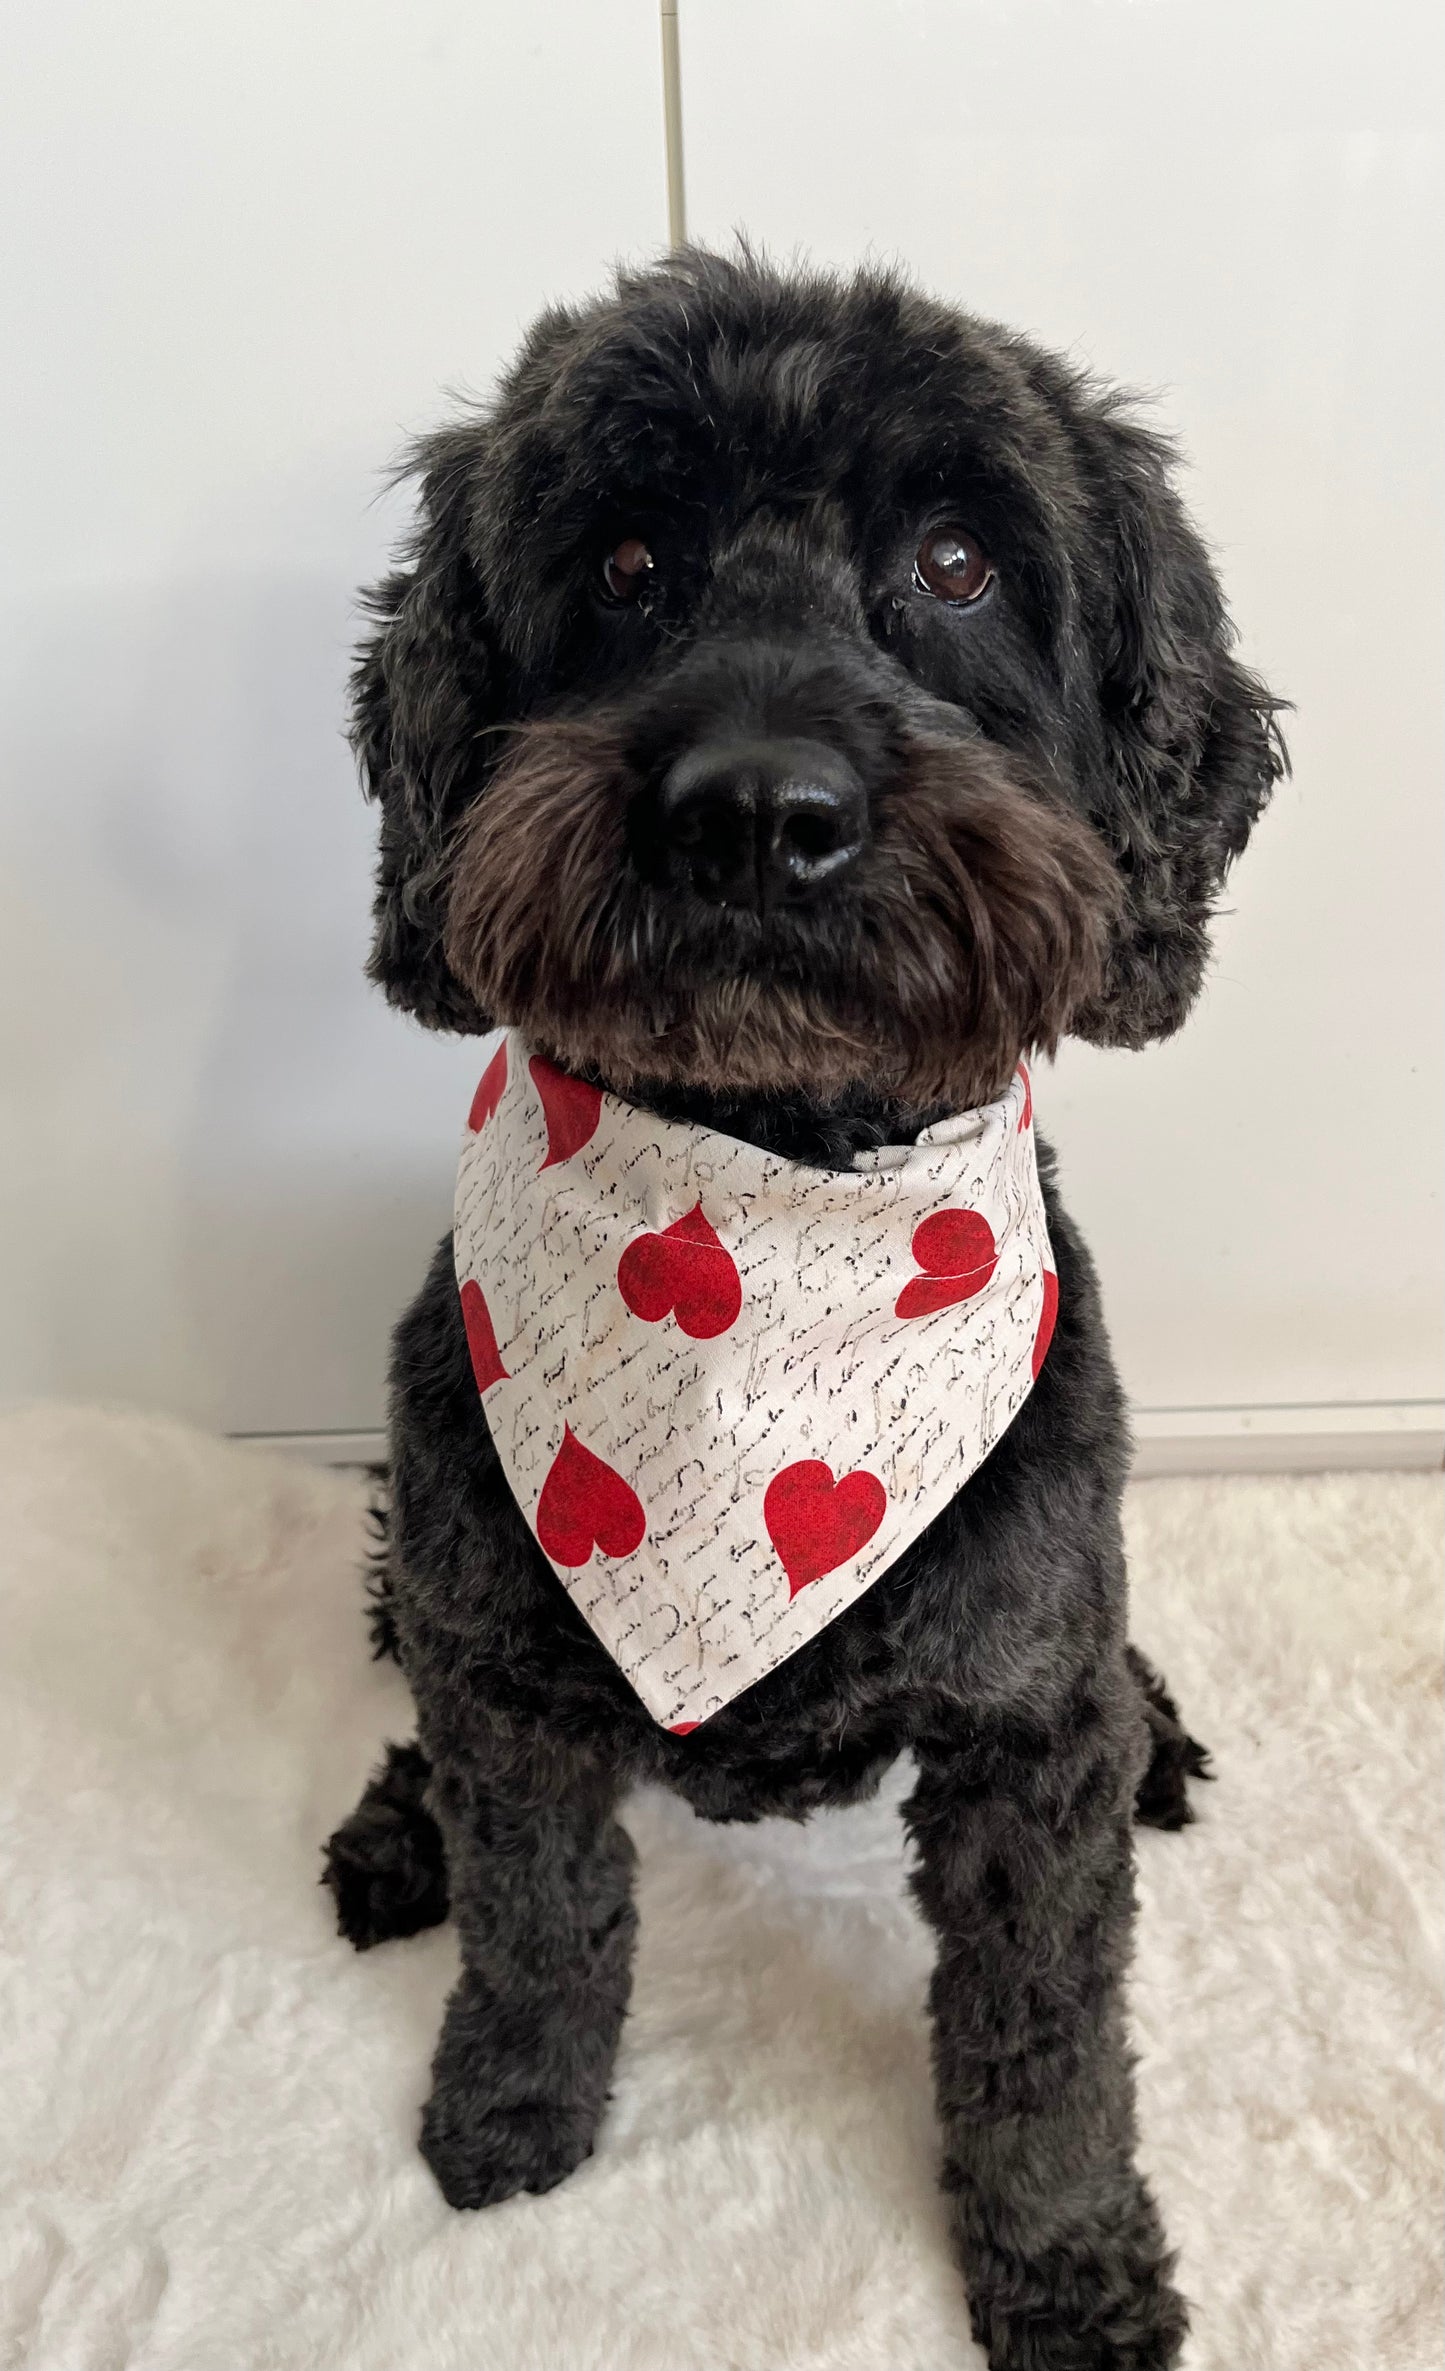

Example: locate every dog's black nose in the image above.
[659,740,868,909]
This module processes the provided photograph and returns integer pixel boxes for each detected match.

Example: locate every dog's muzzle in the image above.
[658,737,869,911]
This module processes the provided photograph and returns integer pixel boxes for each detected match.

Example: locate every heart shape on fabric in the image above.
[617,1203,743,1340]
[467,1040,508,1133]
[1032,1268,1059,1379]
[535,1426,646,1568]
[764,1459,887,1597]
[459,1278,509,1394]
[530,1055,603,1170]
[894,1208,999,1320]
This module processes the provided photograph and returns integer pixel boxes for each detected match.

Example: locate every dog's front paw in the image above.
[968,2240,1188,2371]
[419,2095,595,2210]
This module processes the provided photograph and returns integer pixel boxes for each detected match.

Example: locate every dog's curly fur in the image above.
[323,248,1281,2369]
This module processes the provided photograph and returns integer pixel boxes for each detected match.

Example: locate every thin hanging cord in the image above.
[659,1,687,249]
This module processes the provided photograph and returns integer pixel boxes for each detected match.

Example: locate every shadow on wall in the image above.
[0,534,481,1434]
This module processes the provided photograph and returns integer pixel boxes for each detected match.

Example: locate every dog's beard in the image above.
[441,717,1121,1111]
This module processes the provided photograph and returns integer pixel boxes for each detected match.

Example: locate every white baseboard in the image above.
[239,1429,389,1469]
[1128,1402,1443,1476]
[236,1403,1444,1478]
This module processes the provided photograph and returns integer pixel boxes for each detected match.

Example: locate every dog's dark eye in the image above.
[601,536,655,603]
[913,526,994,606]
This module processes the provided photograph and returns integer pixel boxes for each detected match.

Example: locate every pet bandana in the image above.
[454,1033,1057,1732]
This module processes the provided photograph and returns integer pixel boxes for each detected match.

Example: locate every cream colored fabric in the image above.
[454,1034,1052,1728]
[0,1405,1439,2371]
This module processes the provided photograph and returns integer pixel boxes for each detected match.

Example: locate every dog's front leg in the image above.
[905,1696,1186,2371]
[418,1738,637,2210]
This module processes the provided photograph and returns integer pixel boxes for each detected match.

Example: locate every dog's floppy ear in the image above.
[1069,408,1287,1047]
[350,429,499,1031]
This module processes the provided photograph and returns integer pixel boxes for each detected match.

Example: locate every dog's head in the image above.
[353,249,1284,1110]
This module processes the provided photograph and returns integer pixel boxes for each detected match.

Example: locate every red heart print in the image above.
[535,1426,646,1568]
[1032,1268,1059,1379]
[467,1040,508,1132]
[668,1720,700,1736]
[764,1459,887,1597]
[459,1278,508,1394]
[617,1203,743,1340]
[1018,1061,1033,1132]
[530,1055,603,1170]
[894,1208,999,1320]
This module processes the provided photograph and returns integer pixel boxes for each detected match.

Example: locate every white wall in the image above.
[2,0,1441,1441]
[684,0,1445,1414]
[0,0,666,1435]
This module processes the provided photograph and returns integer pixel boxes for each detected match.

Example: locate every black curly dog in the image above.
[324,249,1281,2369]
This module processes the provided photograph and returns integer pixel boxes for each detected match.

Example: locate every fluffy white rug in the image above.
[0,1407,1439,2371]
